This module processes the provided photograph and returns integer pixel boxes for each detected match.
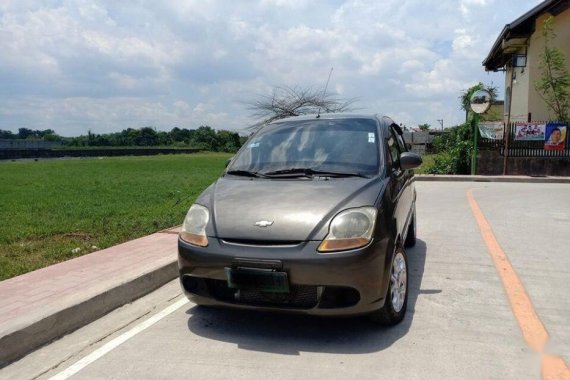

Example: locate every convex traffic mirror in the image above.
[469,89,492,114]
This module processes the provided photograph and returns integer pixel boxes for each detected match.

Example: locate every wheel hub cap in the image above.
[390,252,407,313]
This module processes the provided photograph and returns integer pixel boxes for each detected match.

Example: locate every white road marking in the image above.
[49,298,189,380]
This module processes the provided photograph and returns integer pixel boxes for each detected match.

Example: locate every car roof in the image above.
[270,113,392,125]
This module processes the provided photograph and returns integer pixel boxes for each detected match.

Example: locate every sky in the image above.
[0,0,543,136]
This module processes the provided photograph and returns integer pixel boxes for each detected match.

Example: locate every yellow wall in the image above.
[506,62,530,122]
[506,8,570,122]
[527,10,570,121]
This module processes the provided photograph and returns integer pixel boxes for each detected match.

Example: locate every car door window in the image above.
[386,130,400,170]
[394,131,407,153]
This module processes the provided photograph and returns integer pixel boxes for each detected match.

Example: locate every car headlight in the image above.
[180,204,209,247]
[318,207,377,253]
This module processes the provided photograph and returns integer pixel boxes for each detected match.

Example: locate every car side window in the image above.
[395,131,407,153]
[386,129,400,168]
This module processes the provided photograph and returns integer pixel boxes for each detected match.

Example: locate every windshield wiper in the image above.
[262,168,369,178]
[225,170,267,178]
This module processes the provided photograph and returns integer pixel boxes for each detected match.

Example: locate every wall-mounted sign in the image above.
[478,122,504,140]
[514,122,545,141]
[544,123,567,151]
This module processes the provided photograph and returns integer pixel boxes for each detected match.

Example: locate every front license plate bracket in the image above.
[225,267,289,293]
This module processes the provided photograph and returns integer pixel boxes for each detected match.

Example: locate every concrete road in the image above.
[2,182,569,380]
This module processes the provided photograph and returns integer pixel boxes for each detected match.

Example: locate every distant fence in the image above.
[478,121,570,158]
[402,131,438,155]
[0,139,63,150]
[0,148,201,160]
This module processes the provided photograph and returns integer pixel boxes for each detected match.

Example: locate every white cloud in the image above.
[0,0,545,134]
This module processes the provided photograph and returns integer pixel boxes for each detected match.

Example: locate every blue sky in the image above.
[0,0,542,136]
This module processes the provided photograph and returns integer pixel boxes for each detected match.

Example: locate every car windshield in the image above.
[228,118,381,176]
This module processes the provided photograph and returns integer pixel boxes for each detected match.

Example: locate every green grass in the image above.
[415,154,436,174]
[415,153,445,174]
[0,153,232,281]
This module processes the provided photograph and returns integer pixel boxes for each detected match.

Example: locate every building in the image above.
[483,0,570,122]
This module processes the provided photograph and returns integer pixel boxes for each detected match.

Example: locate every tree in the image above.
[535,16,570,122]
[0,130,15,139]
[18,128,34,139]
[191,126,220,151]
[418,123,431,131]
[137,127,159,146]
[247,85,356,128]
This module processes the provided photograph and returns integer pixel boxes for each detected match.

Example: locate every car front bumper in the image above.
[178,235,392,316]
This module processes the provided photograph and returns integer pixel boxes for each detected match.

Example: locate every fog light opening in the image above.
[318,286,360,309]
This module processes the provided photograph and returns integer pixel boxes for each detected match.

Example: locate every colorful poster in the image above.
[514,123,546,141]
[478,122,504,140]
[544,123,567,151]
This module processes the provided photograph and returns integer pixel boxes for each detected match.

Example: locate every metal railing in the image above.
[478,121,570,158]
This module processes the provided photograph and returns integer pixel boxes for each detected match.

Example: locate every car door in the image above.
[391,124,415,236]
[385,125,407,238]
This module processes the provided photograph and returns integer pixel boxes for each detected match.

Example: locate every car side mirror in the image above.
[400,152,422,170]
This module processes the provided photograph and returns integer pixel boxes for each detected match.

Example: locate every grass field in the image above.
[0,153,232,281]
[415,154,437,174]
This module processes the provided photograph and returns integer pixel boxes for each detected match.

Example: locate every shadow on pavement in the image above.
[185,239,435,355]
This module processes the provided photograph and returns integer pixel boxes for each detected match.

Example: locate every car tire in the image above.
[369,246,408,326]
[404,208,416,248]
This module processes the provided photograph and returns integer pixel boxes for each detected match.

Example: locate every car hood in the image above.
[198,177,384,242]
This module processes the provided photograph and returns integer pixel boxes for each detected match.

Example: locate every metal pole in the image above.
[503,68,515,175]
[437,119,444,131]
[471,113,479,175]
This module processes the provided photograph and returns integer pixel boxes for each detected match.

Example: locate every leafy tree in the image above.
[216,130,241,152]
[190,126,220,151]
[535,16,570,122]
[60,126,247,152]
[248,85,356,128]
[137,127,159,146]
[170,127,194,143]
[18,128,34,139]
[0,130,16,139]
[418,123,431,131]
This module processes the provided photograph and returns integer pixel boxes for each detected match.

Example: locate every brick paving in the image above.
[0,227,181,338]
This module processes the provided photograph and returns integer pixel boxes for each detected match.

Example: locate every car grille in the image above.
[206,279,318,309]
[221,238,302,246]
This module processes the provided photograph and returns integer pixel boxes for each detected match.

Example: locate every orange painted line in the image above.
[542,354,570,380]
[467,189,548,351]
[467,190,569,380]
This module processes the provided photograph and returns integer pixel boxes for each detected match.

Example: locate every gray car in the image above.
[178,114,422,325]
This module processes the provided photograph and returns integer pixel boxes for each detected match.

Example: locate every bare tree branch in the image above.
[246,86,358,131]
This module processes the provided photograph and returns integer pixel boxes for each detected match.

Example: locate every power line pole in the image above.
[437,119,444,131]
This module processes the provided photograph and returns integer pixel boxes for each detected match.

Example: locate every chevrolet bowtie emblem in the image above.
[254,220,274,227]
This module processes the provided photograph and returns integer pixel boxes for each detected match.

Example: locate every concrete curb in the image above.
[414,174,570,183]
[0,261,178,367]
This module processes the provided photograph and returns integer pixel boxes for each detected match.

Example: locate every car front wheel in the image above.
[369,246,408,325]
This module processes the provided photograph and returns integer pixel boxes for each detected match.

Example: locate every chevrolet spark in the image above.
[178,114,422,325]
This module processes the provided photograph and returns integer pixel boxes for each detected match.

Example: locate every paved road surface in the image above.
[2,182,569,380]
